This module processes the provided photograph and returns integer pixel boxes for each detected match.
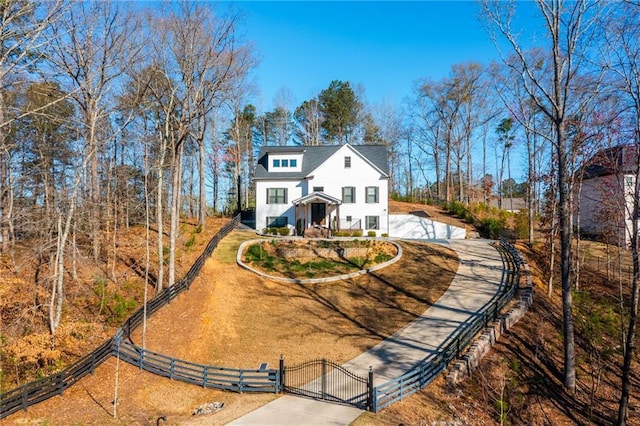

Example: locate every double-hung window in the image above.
[342,186,355,203]
[365,186,379,203]
[267,188,287,204]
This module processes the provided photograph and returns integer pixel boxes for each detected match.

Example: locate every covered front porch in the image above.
[292,192,342,238]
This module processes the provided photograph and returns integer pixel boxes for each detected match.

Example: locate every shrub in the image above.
[351,230,363,237]
[348,257,368,268]
[278,227,290,236]
[245,244,267,263]
[184,233,197,249]
[367,230,376,237]
[447,201,467,218]
[381,233,388,238]
[374,253,393,263]
[479,217,505,239]
[111,294,137,324]
[514,209,530,239]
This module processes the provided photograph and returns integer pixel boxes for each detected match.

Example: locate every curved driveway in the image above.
[228,239,505,426]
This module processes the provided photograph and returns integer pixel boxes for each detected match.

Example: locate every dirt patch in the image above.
[5,231,458,425]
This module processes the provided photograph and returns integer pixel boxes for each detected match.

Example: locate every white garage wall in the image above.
[389,214,466,240]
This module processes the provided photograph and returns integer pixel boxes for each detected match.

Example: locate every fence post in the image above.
[368,366,374,412]
[203,366,208,388]
[56,372,65,395]
[21,385,28,412]
[279,355,285,393]
[321,358,327,400]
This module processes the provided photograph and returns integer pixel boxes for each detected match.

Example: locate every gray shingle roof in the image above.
[583,145,637,178]
[254,144,389,180]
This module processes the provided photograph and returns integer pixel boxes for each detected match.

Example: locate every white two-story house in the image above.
[579,145,637,246]
[254,144,389,237]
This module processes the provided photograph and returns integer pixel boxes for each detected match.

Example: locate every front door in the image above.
[311,203,326,226]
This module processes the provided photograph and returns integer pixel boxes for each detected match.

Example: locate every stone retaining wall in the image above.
[278,247,370,260]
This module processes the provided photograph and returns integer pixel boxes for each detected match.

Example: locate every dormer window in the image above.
[270,155,300,171]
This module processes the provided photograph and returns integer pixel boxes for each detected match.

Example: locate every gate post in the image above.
[368,366,375,412]
[321,358,327,400]
[279,355,285,393]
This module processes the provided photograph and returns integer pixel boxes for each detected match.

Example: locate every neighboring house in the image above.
[254,144,389,237]
[579,145,636,246]
[487,197,527,213]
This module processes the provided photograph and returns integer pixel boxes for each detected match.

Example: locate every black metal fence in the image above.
[114,336,279,393]
[120,215,241,337]
[1,232,526,418]
[0,215,240,419]
[371,239,525,412]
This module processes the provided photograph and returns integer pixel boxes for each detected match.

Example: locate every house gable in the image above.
[305,144,389,180]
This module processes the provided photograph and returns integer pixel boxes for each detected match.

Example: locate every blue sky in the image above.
[230,1,538,111]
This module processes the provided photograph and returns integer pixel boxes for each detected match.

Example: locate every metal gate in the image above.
[280,358,372,410]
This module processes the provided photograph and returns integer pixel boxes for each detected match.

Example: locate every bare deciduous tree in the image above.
[482,0,603,391]
[601,2,640,423]
[0,0,66,254]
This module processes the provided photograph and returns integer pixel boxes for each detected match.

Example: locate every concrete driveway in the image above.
[228,239,505,426]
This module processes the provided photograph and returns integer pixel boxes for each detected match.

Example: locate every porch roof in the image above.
[292,191,342,206]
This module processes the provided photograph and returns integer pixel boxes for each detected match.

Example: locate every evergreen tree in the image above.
[318,80,361,144]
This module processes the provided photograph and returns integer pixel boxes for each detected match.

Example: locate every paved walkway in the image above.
[228,239,505,426]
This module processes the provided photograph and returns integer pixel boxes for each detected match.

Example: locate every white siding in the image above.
[389,214,466,239]
[579,174,632,245]
[255,180,303,232]
[267,153,303,173]
[306,145,389,235]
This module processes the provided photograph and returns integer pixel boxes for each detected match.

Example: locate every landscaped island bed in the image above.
[242,239,399,279]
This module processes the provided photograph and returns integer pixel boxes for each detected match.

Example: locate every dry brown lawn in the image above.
[5,230,458,425]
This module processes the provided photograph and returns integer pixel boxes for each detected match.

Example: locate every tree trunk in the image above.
[445,137,452,203]
[168,142,184,287]
[0,92,9,253]
[618,147,640,425]
[212,141,219,214]
[156,160,164,292]
[50,192,76,334]
[198,135,206,228]
[557,123,576,392]
[527,131,535,246]
[88,104,101,264]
